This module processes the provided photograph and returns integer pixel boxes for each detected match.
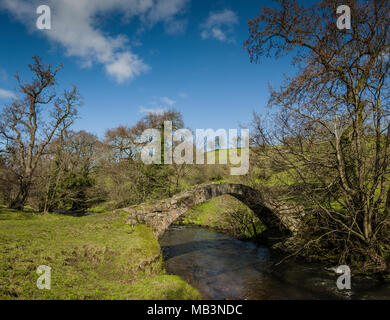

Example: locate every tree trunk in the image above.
[10,180,31,210]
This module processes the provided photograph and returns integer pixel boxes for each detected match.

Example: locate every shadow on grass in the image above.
[0,205,40,220]
[0,205,90,220]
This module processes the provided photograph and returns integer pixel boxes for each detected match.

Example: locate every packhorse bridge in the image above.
[118,183,304,242]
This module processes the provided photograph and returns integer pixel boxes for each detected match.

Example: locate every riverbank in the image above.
[0,206,201,300]
[176,195,390,279]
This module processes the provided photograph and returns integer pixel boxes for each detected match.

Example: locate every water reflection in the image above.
[160,226,390,300]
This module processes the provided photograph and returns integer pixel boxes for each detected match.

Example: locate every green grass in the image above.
[180,195,266,239]
[128,275,201,300]
[87,202,115,214]
[181,199,224,227]
[0,206,200,300]
[205,148,249,164]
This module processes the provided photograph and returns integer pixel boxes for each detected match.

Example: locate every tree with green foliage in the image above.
[102,109,187,206]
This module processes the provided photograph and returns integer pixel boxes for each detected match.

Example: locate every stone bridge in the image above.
[118,183,304,242]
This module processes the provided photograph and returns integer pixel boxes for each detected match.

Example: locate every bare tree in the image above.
[100,110,188,206]
[245,0,390,270]
[0,56,81,209]
[105,126,137,162]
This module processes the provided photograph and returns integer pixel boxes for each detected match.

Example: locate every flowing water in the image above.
[160,225,390,300]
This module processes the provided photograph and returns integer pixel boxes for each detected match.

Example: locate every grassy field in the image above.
[0,206,200,300]
[178,195,266,239]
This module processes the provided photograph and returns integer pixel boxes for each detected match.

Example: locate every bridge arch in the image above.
[120,183,301,241]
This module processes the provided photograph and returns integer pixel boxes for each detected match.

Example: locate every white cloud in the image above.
[139,106,167,115]
[105,52,150,83]
[161,97,176,106]
[164,19,188,35]
[200,9,238,43]
[178,92,188,98]
[139,95,176,114]
[0,88,16,99]
[0,0,188,83]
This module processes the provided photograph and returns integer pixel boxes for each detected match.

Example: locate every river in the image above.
[160,225,390,300]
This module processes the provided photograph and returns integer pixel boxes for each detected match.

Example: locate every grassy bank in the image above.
[178,195,266,240]
[0,206,201,300]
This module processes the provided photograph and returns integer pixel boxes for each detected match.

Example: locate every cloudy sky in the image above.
[0,0,296,136]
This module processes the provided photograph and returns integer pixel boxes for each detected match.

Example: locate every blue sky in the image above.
[0,0,298,138]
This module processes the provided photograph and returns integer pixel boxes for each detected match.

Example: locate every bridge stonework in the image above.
[117,183,304,241]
